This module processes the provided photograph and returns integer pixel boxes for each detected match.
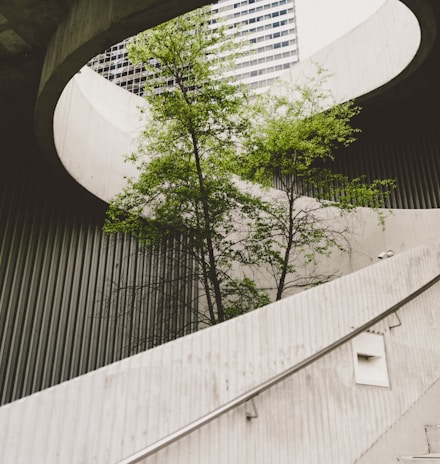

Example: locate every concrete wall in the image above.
[54,67,144,202]
[1,237,440,463]
[357,379,440,463]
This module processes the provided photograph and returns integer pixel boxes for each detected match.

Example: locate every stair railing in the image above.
[118,272,440,464]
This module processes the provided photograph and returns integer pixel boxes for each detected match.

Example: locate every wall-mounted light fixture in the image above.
[377,250,394,259]
[352,332,390,387]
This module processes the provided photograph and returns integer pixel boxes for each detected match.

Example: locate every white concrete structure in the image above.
[295,0,386,59]
[2,1,440,463]
[273,0,420,104]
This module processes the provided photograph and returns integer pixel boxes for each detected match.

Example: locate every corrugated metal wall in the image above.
[0,158,198,406]
[273,127,440,209]
[332,128,440,209]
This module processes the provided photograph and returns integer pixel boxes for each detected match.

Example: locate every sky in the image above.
[295,0,387,59]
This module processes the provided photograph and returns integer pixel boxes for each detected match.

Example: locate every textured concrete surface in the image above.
[357,380,440,463]
[2,237,440,463]
[276,0,421,104]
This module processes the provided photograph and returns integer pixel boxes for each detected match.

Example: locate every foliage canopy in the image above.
[104,9,395,334]
[238,69,395,299]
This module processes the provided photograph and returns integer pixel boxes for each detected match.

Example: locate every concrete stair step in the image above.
[398,454,440,463]
[426,425,440,453]
[399,425,440,462]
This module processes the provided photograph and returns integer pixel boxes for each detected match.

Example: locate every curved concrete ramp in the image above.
[53,0,422,205]
[34,0,212,173]
[54,66,144,203]
[275,0,421,104]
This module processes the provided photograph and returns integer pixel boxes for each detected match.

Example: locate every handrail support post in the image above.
[245,398,258,420]
[389,310,402,329]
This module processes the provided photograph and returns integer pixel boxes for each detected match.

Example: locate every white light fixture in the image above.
[377,250,394,259]
[352,332,390,387]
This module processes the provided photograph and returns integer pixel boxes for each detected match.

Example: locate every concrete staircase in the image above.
[399,425,440,463]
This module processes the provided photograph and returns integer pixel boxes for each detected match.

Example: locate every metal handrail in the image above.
[118,272,440,464]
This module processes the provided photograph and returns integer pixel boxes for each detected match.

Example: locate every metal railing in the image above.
[118,272,440,464]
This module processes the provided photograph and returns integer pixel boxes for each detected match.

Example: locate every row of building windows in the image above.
[243,18,292,35]
[88,40,130,67]
[214,0,290,14]
[230,7,293,26]
[248,27,293,44]
[235,20,293,42]
[259,38,293,51]
[231,4,289,19]
[234,59,293,81]
[248,76,278,89]
[91,38,297,81]
[235,48,296,69]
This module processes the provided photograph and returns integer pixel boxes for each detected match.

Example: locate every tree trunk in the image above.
[276,193,295,301]
[191,131,225,322]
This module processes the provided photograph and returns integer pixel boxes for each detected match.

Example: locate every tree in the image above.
[104,7,270,327]
[239,68,396,300]
[104,9,395,337]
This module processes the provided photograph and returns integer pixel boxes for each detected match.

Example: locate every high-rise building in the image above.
[87,38,145,96]
[214,0,298,91]
[88,0,299,94]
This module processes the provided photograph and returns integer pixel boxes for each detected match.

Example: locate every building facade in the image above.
[214,0,298,91]
[88,0,299,94]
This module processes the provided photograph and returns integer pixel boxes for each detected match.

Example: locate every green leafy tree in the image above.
[239,69,396,300]
[104,10,395,334]
[104,7,269,326]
